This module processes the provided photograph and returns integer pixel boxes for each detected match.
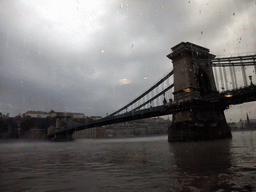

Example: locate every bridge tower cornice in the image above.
[168,42,217,98]
[167,42,215,61]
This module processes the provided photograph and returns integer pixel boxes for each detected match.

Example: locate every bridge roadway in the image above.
[47,84,256,139]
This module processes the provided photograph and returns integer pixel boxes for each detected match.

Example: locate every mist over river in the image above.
[1,131,256,191]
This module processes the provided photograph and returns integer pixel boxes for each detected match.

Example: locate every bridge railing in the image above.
[211,55,256,92]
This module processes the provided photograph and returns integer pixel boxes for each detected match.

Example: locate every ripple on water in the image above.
[1,133,256,191]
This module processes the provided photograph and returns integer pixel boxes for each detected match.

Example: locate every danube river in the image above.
[1,131,256,191]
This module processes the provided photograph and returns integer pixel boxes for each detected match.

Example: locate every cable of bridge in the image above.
[212,61,256,66]
[218,59,224,91]
[254,56,256,75]
[212,54,256,62]
[240,57,248,87]
[232,62,238,89]
[223,63,228,90]
[131,83,174,112]
[203,54,256,91]
[229,62,235,90]
[108,70,174,117]
[212,54,256,67]
[197,54,256,67]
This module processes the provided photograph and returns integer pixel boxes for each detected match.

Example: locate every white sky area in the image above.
[0,0,255,122]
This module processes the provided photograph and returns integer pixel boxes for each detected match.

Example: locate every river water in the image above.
[0,131,256,192]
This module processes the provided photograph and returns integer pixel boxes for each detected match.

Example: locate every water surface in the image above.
[1,131,256,191]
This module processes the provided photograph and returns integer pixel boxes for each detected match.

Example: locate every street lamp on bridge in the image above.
[224,92,233,98]
[249,75,253,86]
[183,87,193,93]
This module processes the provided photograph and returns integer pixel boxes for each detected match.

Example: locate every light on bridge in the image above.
[224,92,233,98]
[183,87,193,93]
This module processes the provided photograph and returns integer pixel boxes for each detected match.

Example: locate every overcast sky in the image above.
[0,0,255,122]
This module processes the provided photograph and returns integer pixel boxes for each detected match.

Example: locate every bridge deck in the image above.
[47,85,256,138]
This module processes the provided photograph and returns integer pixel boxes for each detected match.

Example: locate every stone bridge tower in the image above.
[167,42,232,141]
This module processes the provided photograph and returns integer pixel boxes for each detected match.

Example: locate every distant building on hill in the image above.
[23,110,86,119]
[90,116,102,121]
[23,111,49,118]
[49,111,85,119]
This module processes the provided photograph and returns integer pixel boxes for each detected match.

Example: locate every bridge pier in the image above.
[168,102,232,141]
[47,114,74,141]
[167,42,232,142]
[49,129,74,141]
[54,130,74,141]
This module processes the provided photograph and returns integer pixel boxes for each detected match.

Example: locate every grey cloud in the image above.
[0,0,255,121]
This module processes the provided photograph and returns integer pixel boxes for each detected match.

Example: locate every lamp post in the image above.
[249,75,253,86]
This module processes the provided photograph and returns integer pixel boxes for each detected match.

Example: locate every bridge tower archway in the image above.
[167,42,232,141]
